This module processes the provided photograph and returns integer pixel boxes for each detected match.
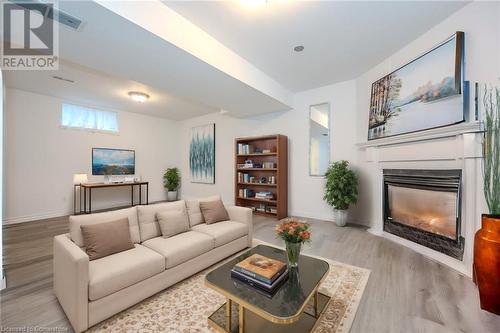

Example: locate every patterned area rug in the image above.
[88,243,370,333]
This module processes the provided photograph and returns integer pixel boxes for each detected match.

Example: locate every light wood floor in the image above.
[1,215,499,332]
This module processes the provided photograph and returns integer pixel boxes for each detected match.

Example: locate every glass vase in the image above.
[285,241,302,268]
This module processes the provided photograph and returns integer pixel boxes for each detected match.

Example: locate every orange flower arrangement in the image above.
[275,218,311,244]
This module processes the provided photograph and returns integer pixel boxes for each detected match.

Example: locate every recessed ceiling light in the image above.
[294,45,304,52]
[128,91,150,102]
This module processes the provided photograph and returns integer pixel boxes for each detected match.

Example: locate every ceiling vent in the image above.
[52,75,75,83]
[8,0,83,30]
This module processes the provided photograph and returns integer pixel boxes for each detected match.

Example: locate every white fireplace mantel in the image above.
[357,121,483,149]
[358,121,484,278]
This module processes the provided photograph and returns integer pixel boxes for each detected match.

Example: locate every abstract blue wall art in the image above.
[189,123,215,184]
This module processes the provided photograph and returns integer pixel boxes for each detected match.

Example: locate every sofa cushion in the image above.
[157,210,189,238]
[142,231,214,269]
[81,218,134,260]
[137,201,186,242]
[88,244,165,301]
[199,199,229,224]
[185,195,221,227]
[191,221,248,247]
[69,207,140,247]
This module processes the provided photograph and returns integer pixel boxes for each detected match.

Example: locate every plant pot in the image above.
[167,191,177,202]
[285,241,302,268]
[333,209,348,227]
[473,214,500,315]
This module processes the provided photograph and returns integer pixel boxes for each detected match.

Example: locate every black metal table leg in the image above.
[131,185,134,206]
[73,185,77,215]
[146,183,149,205]
[84,187,87,214]
[79,186,82,214]
[89,188,92,214]
[139,184,142,205]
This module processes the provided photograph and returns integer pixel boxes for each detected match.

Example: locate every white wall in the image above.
[4,89,179,224]
[1,69,5,288]
[179,80,359,222]
[354,1,500,226]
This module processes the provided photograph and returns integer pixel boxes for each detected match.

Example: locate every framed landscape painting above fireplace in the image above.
[368,31,465,140]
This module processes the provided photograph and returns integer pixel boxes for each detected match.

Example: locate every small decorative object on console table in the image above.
[163,167,180,201]
[324,160,358,227]
[275,218,311,267]
[474,85,500,315]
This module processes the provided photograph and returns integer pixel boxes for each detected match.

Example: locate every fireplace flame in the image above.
[389,186,457,239]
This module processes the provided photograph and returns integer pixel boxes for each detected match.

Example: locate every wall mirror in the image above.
[309,103,330,176]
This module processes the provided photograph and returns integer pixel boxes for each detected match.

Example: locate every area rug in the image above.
[88,242,370,333]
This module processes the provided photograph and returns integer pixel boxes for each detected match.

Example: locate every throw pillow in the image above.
[186,195,221,227]
[157,210,190,238]
[80,218,134,261]
[199,199,229,224]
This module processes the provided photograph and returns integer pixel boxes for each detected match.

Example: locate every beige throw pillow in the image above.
[157,210,190,238]
[186,195,221,227]
[80,218,134,261]
[199,199,229,224]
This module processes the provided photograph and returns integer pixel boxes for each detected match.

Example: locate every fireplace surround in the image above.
[383,169,464,260]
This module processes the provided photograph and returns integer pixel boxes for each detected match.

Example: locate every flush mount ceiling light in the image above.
[294,45,304,52]
[240,0,268,9]
[128,91,150,102]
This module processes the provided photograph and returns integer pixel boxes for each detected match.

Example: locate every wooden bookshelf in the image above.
[235,134,288,219]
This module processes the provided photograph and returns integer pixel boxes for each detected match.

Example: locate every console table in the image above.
[74,182,149,214]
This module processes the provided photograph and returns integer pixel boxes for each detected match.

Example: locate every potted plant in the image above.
[324,160,358,227]
[275,218,311,268]
[163,168,180,201]
[474,85,500,314]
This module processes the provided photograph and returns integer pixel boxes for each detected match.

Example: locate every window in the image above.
[61,103,119,133]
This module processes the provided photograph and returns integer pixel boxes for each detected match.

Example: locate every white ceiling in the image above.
[3,1,469,120]
[164,1,468,92]
[5,60,217,120]
[3,0,291,120]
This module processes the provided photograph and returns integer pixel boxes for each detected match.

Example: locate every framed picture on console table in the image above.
[368,31,465,140]
[189,123,215,184]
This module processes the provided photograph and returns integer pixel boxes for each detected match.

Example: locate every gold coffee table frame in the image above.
[205,266,331,333]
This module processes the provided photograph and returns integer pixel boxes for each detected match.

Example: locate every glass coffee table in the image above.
[205,245,330,333]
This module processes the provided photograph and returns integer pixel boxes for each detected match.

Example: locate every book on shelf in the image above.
[262,162,275,169]
[237,143,252,155]
[267,206,277,214]
[255,191,274,200]
[238,172,252,183]
[233,254,286,285]
[231,267,288,294]
[239,188,255,198]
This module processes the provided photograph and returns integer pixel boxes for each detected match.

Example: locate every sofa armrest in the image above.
[53,234,89,333]
[226,205,253,246]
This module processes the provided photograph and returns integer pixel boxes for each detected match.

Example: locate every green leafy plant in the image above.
[163,168,180,191]
[324,160,358,210]
[482,85,500,215]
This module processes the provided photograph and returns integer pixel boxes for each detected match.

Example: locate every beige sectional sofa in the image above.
[53,197,252,332]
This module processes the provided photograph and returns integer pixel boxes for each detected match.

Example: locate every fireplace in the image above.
[383,169,464,260]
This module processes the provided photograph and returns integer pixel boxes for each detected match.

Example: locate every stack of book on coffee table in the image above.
[231,254,288,294]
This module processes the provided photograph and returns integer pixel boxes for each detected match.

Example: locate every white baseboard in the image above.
[2,197,166,225]
[3,210,69,225]
[290,209,371,228]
